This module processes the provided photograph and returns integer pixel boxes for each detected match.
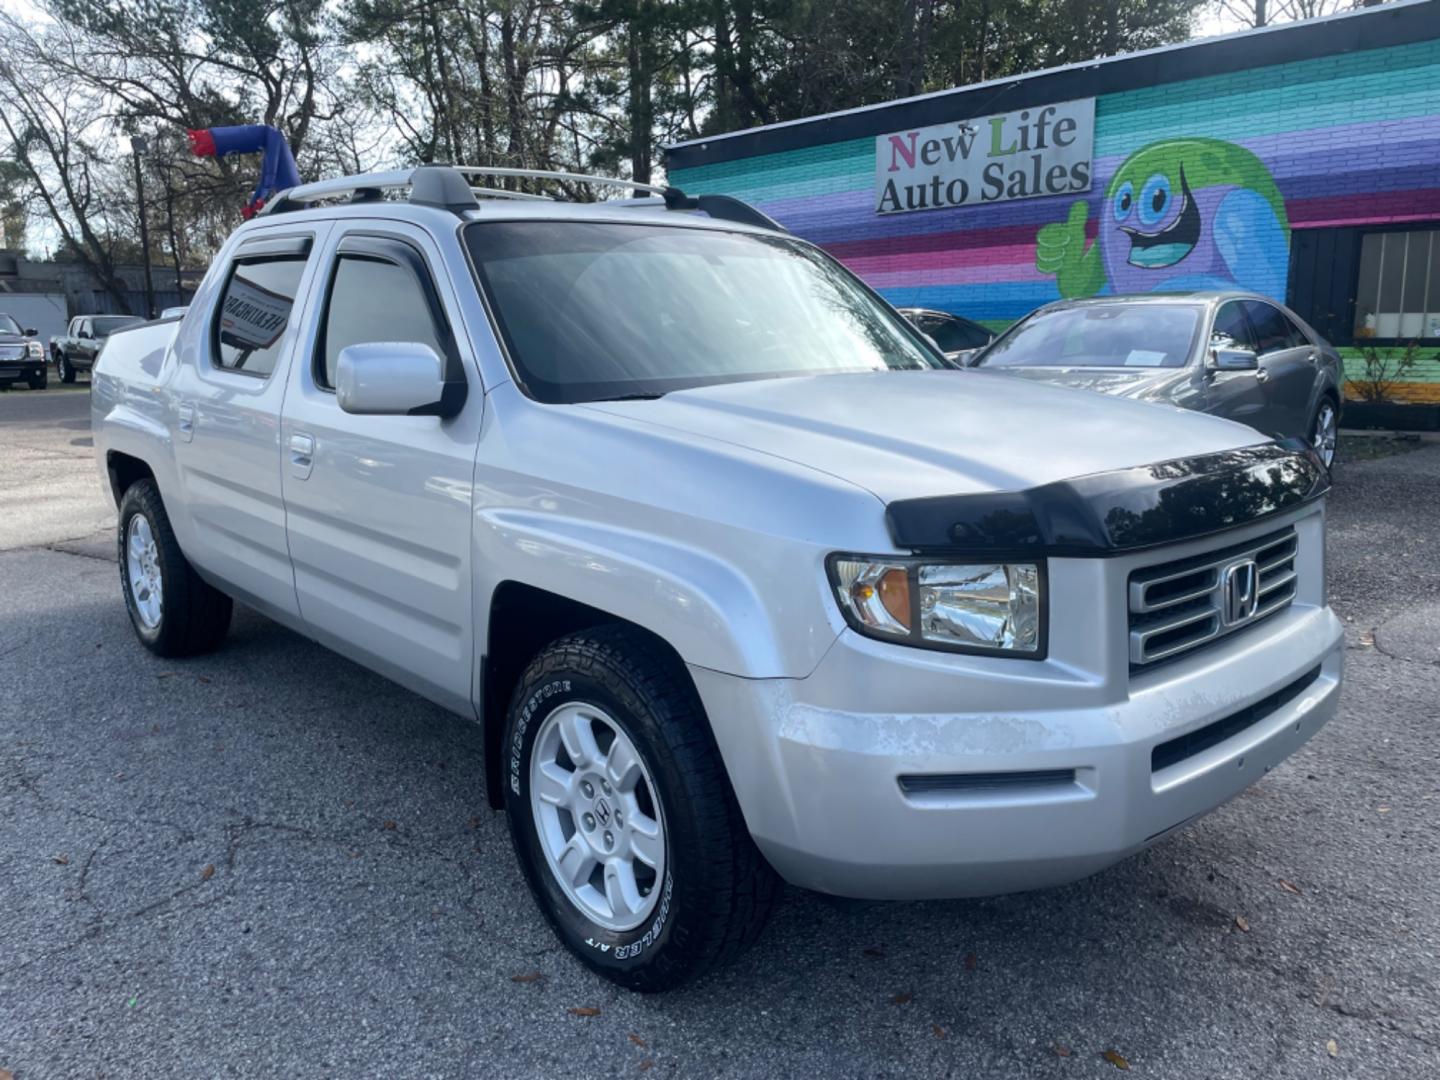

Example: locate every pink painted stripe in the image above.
[841,242,1039,276]
[855,261,1050,289]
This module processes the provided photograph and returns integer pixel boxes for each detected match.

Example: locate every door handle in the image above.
[288,432,315,480]
[177,403,196,442]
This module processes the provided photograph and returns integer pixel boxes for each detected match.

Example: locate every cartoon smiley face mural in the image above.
[1036,138,1290,299]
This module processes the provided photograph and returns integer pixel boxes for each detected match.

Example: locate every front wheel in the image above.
[1311,397,1338,470]
[56,352,75,384]
[503,626,779,991]
[117,479,233,657]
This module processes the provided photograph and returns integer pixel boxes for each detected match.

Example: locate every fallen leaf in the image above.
[638,1062,654,1073]
[0,1067,13,1080]
[1279,879,1302,894]
[932,1024,947,1039]
[1054,1043,1073,1058]
[54,854,70,865]
[197,675,212,684]
[382,820,398,831]
[1234,915,1250,932]
[156,671,176,679]
[511,972,543,984]
[1358,630,1375,647]
[200,863,215,881]
[628,1033,647,1048]
[468,816,481,830]
[964,953,978,971]
[569,1006,601,1017]
[1377,806,1391,814]
[1326,1039,1339,1058]
[1102,1049,1131,1070]
[891,991,914,1005]
[862,946,885,958]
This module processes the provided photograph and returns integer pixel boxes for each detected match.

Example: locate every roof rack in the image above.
[255,163,786,232]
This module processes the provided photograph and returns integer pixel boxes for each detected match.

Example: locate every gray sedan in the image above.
[970,292,1342,467]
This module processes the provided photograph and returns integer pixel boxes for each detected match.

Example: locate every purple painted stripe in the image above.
[859,261,1050,288]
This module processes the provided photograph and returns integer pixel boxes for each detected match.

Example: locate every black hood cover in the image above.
[886,441,1330,558]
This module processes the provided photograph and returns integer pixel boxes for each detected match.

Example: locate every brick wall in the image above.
[670,38,1440,402]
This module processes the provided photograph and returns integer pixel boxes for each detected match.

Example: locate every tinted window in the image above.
[917,313,991,353]
[0,314,20,335]
[1243,301,1303,354]
[213,257,307,377]
[318,255,448,389]
[465,221,940,404]
[975,304,1199,369]
[93,316,142,335]
[1210,302,1257,352]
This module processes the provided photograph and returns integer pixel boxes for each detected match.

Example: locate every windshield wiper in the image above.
[590,392,665,402]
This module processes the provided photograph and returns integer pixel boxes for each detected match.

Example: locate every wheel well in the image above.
[480,581,689,809]
[105,451,155,506]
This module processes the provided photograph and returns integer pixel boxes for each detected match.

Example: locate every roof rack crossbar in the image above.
[448,164,670,199]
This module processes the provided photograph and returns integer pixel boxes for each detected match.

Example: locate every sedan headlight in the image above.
[827,555,1044,656]
[26,341,43,359]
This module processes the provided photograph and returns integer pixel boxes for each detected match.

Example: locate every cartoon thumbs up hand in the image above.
[1035,200,1105,299]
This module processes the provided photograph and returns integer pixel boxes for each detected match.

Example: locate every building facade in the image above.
[665,0,1440,403]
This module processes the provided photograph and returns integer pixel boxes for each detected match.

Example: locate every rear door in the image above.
[170,227,328,620]
[278,221,483,714]
[1243,300,1317,439]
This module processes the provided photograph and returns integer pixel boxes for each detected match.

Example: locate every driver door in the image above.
[1243,300,1317,439]
[1203,300,1275,435]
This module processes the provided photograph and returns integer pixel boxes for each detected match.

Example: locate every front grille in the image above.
[1128,527,1298,668]
[0,345,26,361]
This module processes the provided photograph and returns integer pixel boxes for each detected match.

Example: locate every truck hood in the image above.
[582,370,1262,503]
[978,365,1187,400]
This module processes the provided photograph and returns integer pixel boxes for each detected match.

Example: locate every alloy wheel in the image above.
[529,701,666,932]
[1313,401,1337,469]
[125,514,164,629]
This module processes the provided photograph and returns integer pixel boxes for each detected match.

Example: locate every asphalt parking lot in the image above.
[1,387,1437,1079]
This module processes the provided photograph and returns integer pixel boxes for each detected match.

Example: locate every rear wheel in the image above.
[503,626,779,991]
[56,351,75,384]
[1311,397,1338,470]
[117,479,232,657]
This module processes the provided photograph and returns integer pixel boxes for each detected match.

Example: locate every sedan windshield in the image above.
[465,221,941,403]
[0,314,21,335]
[975,304,1200,369]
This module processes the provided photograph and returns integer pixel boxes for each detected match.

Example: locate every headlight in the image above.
[26,341,43,359]
[827,555,1044,656]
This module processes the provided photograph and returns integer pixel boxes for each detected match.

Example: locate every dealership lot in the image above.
[1,387,1438,1079]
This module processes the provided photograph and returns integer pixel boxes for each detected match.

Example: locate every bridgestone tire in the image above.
[503,625,779,991]
[117,479,232,657]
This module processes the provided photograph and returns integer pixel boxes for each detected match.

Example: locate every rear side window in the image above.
[213,257,307,377]
[317,255,448,389]
[919,314,991,352]
[1243,301,1304,355]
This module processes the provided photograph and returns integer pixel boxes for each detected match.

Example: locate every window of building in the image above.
[1353,229,1440,341]
[213,257,307,377]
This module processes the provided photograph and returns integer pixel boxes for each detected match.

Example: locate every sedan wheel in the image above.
[1311,399,1338,469]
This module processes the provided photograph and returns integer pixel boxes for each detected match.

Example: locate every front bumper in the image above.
[692,509,1344,900]
[0,360,45,383]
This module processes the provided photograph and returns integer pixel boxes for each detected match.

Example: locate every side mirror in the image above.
[950,347,979,366]
[78,328,92,339]
[23,327,37,337]
[1211,347,1258,371]
[335,341,465,417]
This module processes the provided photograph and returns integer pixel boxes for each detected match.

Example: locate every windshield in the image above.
[976,304,1200,369]
[94,316,143,335]
[0,314,21,335]
[465,221,942,404]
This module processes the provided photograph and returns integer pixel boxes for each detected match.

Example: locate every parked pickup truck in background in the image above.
[92,165,1344,992]
[51,314,143,383]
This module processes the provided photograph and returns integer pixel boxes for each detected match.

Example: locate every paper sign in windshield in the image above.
[218,273,293,351]
[1125,350,1168,367]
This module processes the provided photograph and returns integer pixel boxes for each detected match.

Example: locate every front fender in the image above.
[476,508,842,680]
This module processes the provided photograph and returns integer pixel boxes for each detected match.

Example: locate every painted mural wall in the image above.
[669,38,1440,401]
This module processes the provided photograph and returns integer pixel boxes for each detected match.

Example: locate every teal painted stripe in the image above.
[673,40,1440,201]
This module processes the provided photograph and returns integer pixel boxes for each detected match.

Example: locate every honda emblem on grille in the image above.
[1221,559,1260,626]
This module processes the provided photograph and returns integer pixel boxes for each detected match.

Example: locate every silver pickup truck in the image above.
[93,165,1344,991]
